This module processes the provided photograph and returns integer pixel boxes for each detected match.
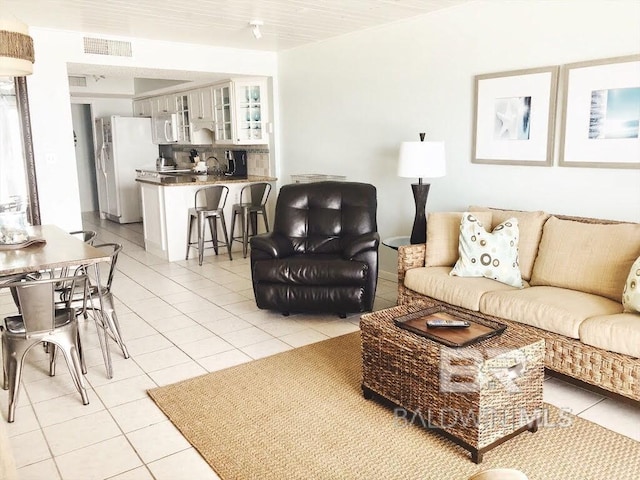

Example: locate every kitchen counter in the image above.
[137,173,277,261]
[136,169,276,186]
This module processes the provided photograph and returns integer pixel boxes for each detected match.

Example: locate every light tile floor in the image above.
[2,213,638,479]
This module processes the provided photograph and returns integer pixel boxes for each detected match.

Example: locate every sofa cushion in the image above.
[470,206,550,281]
[623,256,640,313]
[450,214,523,288]
[579,312,640,358]
[405,266,523,311]
[530,217,640,302]
[425,211,492,267]
[480,286,623,338]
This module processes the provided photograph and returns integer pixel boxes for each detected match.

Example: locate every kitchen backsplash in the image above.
[159,145,271,176]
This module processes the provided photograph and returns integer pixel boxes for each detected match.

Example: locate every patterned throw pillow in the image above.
[623,256,640,313]
[450,213,523,288]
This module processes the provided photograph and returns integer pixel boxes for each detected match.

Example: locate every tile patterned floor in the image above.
[2,213,638,479]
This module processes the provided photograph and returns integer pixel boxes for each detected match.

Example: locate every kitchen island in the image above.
[136,171,277,261]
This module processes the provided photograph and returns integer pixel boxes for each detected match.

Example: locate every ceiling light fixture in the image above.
[0,11,35,76]
[249,20,263,40]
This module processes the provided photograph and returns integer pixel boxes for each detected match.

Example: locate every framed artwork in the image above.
[559,54,640,169]
[472,66,559,166]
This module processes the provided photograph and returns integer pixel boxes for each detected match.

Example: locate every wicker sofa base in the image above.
[397,244,640,403]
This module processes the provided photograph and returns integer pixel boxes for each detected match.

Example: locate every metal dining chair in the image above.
[185,185,232,265]
[60,243,129,361]
[230,182,271,258]
[69,230,97,245]
[1,274,90,422]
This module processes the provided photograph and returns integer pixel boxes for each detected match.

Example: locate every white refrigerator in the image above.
[95,116,157,223]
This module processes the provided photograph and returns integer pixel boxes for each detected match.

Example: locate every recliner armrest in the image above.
[250,233,295,258]
[342,232,380,259]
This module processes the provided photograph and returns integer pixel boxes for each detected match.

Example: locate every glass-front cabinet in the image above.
[212,83,233,144]
[213,79,269,145]
[233,79,268,145]
[175,94,191,143]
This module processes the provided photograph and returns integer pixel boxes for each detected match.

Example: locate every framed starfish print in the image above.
[472,66,559,166]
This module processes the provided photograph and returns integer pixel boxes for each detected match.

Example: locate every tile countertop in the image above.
[136,170,277,186]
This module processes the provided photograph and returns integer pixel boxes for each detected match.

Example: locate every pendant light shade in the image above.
[0,13,35,76]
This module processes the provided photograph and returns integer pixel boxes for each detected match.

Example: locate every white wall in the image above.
[277,0,640,275]
[26,28,277,230]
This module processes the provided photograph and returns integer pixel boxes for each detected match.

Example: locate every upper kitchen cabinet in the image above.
[175,93,191,143]
[212,82,233,144]
[150,94,177,116]
[232,79,269,145]
[189,87,214,122]
[133,98,152,117]
[213,79,269,145]
[135,77,269,146]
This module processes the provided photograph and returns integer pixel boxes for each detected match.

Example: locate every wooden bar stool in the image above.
[186,185,232,265]
[229,182,271,258]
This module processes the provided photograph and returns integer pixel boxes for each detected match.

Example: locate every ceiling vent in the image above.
[83,37,132,57]
[68,75,87,87]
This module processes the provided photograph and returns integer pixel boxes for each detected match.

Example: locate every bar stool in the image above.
[186,185,232,265]
[230,182,271,258]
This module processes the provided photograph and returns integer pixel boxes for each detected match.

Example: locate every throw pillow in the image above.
[469,206,550,281]
[450,213,524,288]
[425,211,493,267]
[623,256,640,313]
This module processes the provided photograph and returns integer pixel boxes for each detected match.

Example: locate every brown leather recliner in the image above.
[250,181,379,316]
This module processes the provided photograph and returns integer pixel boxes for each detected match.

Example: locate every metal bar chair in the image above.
[185,185,232,265]
[230,182,271,258]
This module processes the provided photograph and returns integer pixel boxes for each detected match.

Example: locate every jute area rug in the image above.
[148,333,640,480]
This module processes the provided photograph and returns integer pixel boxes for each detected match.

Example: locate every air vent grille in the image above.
[83,37,132,57]
[68,76,87,87]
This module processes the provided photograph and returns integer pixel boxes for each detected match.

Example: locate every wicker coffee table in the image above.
[360,301,545,463]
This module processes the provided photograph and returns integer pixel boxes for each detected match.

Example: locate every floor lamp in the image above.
[397,134,446,244]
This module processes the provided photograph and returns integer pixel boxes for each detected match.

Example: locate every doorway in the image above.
[71,103,99,213]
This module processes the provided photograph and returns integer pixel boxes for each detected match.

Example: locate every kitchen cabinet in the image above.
[150,94,177,116]
[175,93,191,143]
[212,82,233,144]
[189,87,214,122]
[133,98,152,117]
[232,79,269,145]
[212,79,269,145]
[134,77,269,146]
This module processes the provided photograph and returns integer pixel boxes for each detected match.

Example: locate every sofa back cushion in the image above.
[469,206,550,281]
[273,181,378,254]
[425,211,492,267]
[530,216,640,301]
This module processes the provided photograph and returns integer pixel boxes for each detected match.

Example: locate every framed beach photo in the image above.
[559,54,640,169]
[472,66,559,166]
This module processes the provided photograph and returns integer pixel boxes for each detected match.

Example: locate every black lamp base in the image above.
[410,183,431,244]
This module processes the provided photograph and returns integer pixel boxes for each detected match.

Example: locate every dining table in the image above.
[0,224,115,377]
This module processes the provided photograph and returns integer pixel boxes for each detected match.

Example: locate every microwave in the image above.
[152,113,179,144]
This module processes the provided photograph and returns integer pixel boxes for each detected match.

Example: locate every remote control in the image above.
[426,319,471,328]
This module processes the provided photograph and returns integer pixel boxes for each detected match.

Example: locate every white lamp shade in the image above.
[397,141,446,179]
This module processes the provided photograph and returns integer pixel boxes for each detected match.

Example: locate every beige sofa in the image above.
[397,207,640,402]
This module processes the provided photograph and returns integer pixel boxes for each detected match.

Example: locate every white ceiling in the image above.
[6,0,470,52]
